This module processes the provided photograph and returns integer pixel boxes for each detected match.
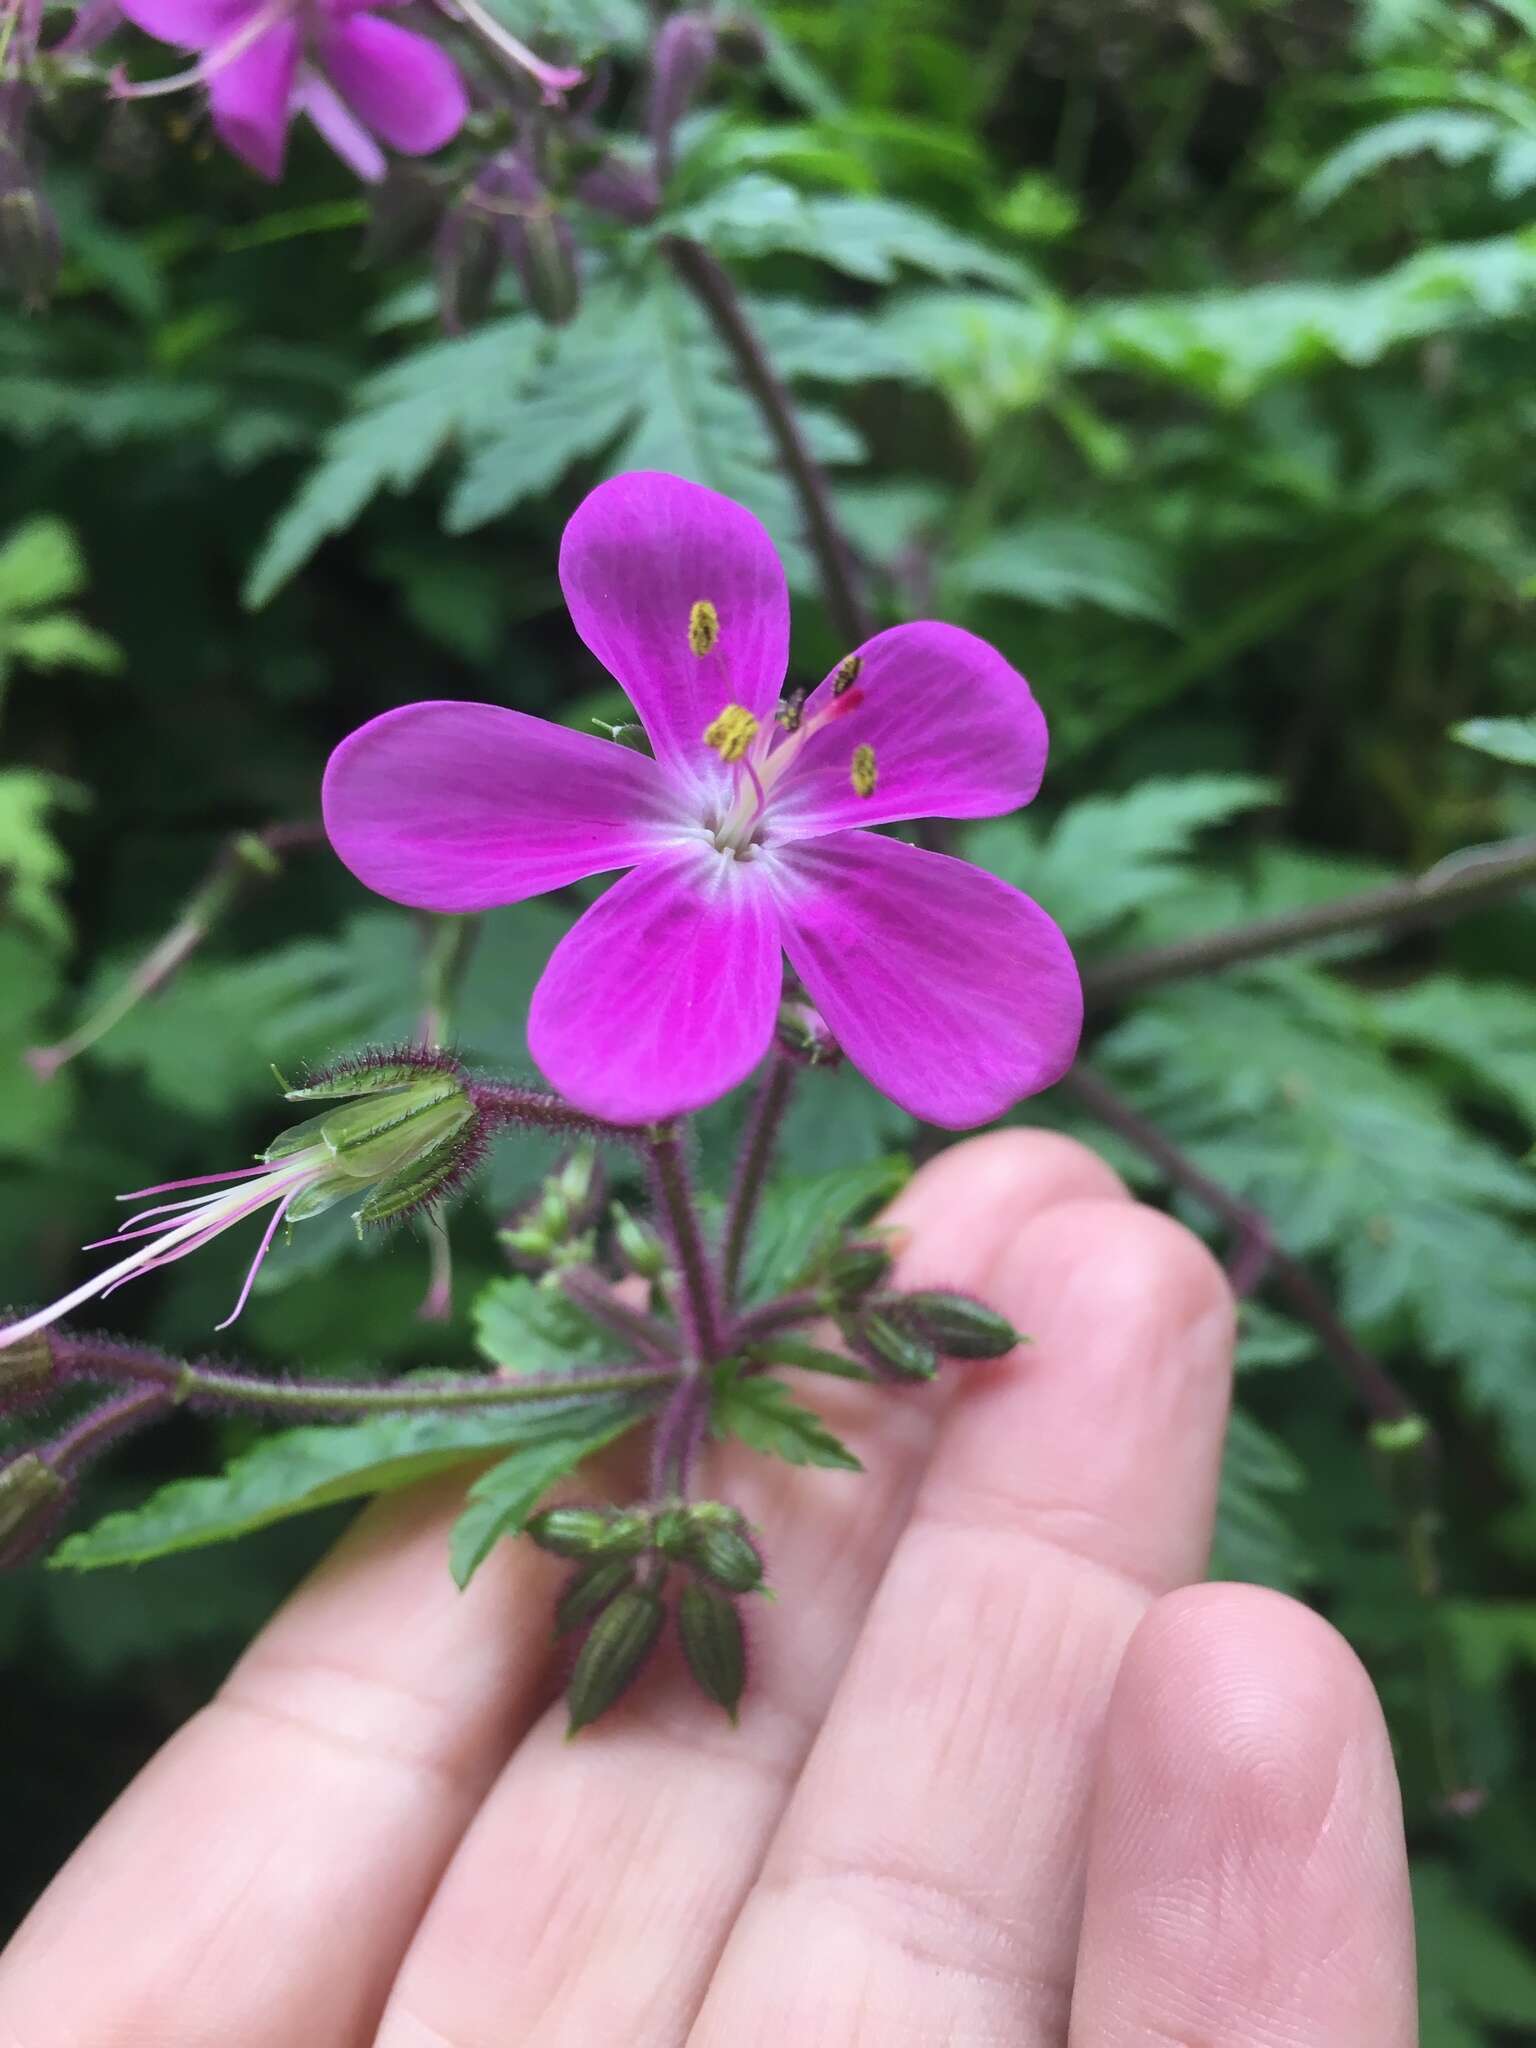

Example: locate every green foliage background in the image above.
[3,0,1536,2025]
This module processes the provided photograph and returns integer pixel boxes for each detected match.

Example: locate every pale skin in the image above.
[0,1130,1418,2046]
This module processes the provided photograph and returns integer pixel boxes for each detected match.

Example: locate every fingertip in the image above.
[1074,1581,1417,2047]
[886,1128,1131,1289]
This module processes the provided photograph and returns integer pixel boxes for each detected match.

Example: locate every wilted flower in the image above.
[324,470,1082,1128]
[0,1056,479,1350]
[112,0,469,183]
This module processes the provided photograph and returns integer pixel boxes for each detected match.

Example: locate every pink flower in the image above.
[323,471,1083,1128]
[114,0,469,183]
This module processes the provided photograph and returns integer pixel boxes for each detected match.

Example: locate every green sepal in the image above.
[566,1586,666,1734]
[555,1557,637,1635]
[678,1582,746,1721]
[854,1311,939,1382]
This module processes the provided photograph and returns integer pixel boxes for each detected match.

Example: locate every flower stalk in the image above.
[721,1052,796,1305]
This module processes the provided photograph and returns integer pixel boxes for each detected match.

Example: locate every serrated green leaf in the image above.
[5,614,122,674]
[0,770,90,950]
[671,176,1033,288]
[473,1274,614,1375]
[448,1402,651,1587]
[948,518,1180,625]
[742,1154,910,1303]
[1300,111,1506,214]
[1452,715,1536,766]
[711,1366,862,1471]
[966,775,1276,945]
[0,516,86,614]
[1209,1407,1310,1591]
[52,1394,651,1571]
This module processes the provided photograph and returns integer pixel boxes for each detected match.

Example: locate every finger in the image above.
[692,1199,1235,2047]
[0,1473,570,2048]
[1068,1582,1417,2048]
[374,1131,1131,2048]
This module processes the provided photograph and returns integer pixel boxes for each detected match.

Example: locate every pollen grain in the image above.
[688,599,721,656]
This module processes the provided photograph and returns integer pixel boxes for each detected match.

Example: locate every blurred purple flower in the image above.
[324,472,1082,1128]
[113,0,469,183]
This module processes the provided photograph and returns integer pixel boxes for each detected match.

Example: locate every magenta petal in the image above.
[774,832,1081,1127]
[767,622,1048,844]
[529,846,782,1122]
[559,472,790,790]
[317,11,468,154]
[323,701,683,913]
[207,19,299,181]
[117,0,251,47]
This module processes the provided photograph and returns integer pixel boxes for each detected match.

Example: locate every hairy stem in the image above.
[722,1054,796,1306]
[55,1335,676,1413]
[42,1384,172,1475]
[730,1290,823,1348]
[28,820,325,1082]
[1063,1064,1421,1429]
[664,236,874,648]
[559,1267,678,1361]
[473,1081,642,1146]
[1084,833,1536,1009]
[646,1123,724,1366]
[648,1375,709,1499]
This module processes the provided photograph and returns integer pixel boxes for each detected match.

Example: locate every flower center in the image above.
[691,606,878,858]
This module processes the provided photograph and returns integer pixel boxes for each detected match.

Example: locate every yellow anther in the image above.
[850,744,878,798]
[688,599,720,657]
[832,654,863,696]
[775,689,806,733]
[703,703,760,763]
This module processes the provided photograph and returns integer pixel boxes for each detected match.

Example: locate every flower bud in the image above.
[886,1291,1021,1361]
[678,1582,746,1720]
[775,994,842,1068]
[574,156,660,225]
[715,12,769,67]
[849,1311,939,1383]
[566,1586,666,1733]
[686,1516,765,1594]
[528,1506,651,1559]
[826,1239,893,1307]
[0,1450,66,1563]
[271,1054,481,1228]
[611,1201,670,1281]
[434,202,501,335]
[0,1329,56,1413]
[555,1556,636,1634]
[650,13,717,184]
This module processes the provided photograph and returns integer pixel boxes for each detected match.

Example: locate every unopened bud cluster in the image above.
[501,1150,601,1271]
[530,1500,764,1729]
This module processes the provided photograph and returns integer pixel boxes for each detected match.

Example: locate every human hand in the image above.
[0,1131,1417,2046]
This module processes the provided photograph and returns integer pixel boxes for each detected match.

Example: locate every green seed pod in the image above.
[611,1201,669,1280]
[856,1311,939,1383]
[688,1519,765,1594]
[566,1587,666,1734]
[555,1557,636,1635]
[652,1506,693,1557]
[678,1582,746,1720]
[0,1452,65,1548]
[888,1291,1021,1360]
[527,1507,651,1559]
[826,1239,893,1306]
